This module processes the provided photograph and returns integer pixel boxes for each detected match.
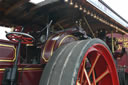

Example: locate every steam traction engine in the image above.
[0,0,128,85]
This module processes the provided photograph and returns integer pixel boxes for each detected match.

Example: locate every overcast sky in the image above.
[0,27,11,40]
[103,0,128,21]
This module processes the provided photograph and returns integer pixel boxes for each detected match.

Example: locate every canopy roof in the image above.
[0,0,128,35]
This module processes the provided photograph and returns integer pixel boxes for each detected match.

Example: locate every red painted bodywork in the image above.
[41,32,77,63]
[107,33,128,73]
[0,39,42,85]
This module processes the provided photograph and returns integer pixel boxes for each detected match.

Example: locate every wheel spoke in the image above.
[83,69,91,85]
[77,81,81,85]
[12,34,21,39]
[92,70,96,85]
[8,34,18,39]
[80,58,87,83]
[22,36,32,40]
[88,53,100,77]
[22,37,33,44]
[95,68,109,83]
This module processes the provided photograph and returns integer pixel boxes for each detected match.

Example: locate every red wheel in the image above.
[39,39,119,85]
[6,32,35,44]
[77,43,118,85]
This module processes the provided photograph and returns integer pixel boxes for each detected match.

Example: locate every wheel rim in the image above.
[76,44,119,85]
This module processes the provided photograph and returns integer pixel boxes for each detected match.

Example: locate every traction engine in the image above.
[0,0,128,85]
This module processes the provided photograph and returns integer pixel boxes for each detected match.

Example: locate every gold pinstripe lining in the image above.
[58,35,78,47]
[42,34,61,62]
[0,44,16,62]
[0,68,42,71]
[42,34,77,62]
[42,41,56,62]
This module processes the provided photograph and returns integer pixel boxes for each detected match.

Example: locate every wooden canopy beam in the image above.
[19,0,59,19]
[5,0,29,15]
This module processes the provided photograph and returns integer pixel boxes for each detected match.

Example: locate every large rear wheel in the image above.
[40,39,119,85]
